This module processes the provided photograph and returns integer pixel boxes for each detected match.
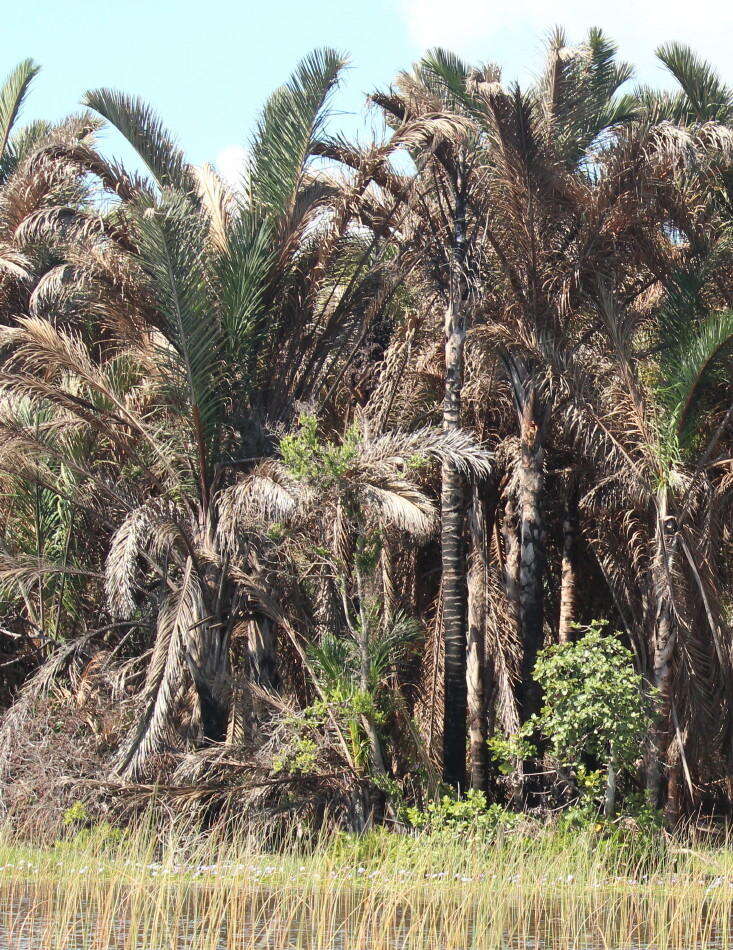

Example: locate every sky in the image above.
[5,0,733,185]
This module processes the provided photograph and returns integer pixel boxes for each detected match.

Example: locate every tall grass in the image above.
[1,819,733,948]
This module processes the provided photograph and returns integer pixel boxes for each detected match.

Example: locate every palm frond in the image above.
[83,88,193,192]
[116,561,200,778]
[656,42,733,123]
[248,48,347,217]
[0,59,40,166]
[134,192,224,496]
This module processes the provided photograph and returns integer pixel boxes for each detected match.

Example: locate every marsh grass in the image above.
[2,819,733,948]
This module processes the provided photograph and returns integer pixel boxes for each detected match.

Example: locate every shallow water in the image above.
[1,882,732,949]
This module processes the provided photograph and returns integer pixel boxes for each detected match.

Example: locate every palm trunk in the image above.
[247,615,278,690]
[647,492,677,809]
[558,478,578,644]
[187,564,231,743]
[467,486,489,792]
[502,495,521,627]
[441,180,468,790]
[518,389,545,721]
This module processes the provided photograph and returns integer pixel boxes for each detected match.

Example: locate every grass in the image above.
[2,818,733,948]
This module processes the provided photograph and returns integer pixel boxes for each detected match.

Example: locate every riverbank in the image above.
[2,822,733,948]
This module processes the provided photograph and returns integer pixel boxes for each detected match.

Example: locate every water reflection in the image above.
[1,883,731,949]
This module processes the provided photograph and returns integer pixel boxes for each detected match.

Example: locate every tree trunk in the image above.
[187,564,231,743]
[467,486,489,792]
[604,750,617,819]
[558,477,579,644]
[441,180,468,791]
[518,389,546,721]
[502,495,521,628]
[665,738,683,827]
[247,615,278,690]
[647,493,677,809]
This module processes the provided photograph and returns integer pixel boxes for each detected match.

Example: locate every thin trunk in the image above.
[441,177,468,791]
[518,389,545,721]
[558,478,579,644]
[467,486,488,792]
[502,495,521,627]
[665,738,683,827]
[604,748,617,819]
[647,491,677,809]
[381,536,397,631]
[226,667,252,744]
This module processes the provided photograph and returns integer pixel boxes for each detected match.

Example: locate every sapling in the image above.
[526,620,653,818]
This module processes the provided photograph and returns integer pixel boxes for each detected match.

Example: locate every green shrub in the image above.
[405,790,520,837]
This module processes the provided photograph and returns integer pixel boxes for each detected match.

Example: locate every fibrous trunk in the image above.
[518,389,545,721]
[558,478,578,644]
[187,564,231,743]
[647,496,677,811]
[441,182,468,790]
[467,485,489,792]
[247,615,278,690]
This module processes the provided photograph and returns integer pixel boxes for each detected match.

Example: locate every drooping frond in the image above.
[656,42,733,124]
[83,88,193,192]
[657,308,733,449]
[360,478,438,542]
[362,426,493,479]
[217,461,302,549]
[0,59,40,166]
[116,560,201,778]
[106,507,151,619]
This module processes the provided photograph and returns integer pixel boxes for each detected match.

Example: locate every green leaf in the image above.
[656,42,733,123]
[0,58,40,165]
[83,88,193,192]
[134,192,224,497]
[248,48,346,218]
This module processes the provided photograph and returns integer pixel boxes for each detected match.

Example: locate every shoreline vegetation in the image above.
[6,23,733,946]
[4,822,733,948]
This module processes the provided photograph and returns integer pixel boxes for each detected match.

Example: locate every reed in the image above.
[1,819,733,948]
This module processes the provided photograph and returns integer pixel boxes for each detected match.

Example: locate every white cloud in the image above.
[215,144,249,192]
[397,0,733,86]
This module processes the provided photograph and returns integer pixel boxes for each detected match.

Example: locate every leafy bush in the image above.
[280,414,361,485]
[530,621,651,773]
[405,790,519,837]
[491,620,654,819]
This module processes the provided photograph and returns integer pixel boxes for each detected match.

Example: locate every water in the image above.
[0,882,730,949]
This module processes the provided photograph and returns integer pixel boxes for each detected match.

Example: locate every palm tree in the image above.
[0,49,396,775]
[220,415,490,805]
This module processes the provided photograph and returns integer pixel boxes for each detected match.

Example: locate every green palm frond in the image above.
[535,27,636,165]
[657,308,733,449]
[656,42,733,123]
[419,48,482,117]
[0,118,51,183]
[134,193,224,497]
[83,88,193,192]
[0,58,40,167]
[248,48,347,218]
[308,632,356,692]
[366,609,423,686]
[214,208,274,378]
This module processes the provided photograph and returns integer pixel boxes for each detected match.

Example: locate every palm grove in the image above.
[1,30,733,829]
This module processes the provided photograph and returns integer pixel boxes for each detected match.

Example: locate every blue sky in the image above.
[5,0,733,183]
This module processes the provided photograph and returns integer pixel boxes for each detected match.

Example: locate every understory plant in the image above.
[494,621,653,819]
